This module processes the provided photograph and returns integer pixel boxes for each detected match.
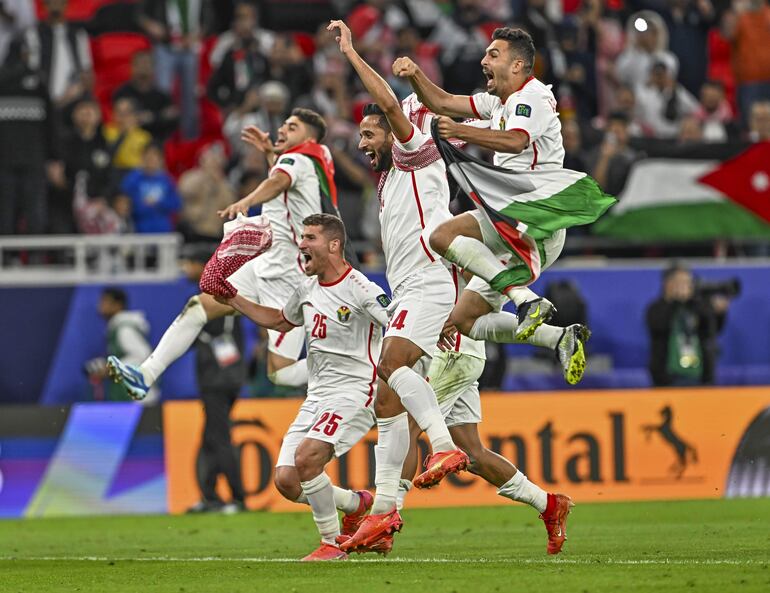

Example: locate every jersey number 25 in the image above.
[312,313,327,338]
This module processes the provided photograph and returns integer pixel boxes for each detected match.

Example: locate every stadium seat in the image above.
[90,32,152,116]
[34,0,103,22]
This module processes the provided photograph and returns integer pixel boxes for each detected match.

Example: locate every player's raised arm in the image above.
[327,20,413,142]
[434,115,529,154]
[225,293,297,333]
[217,169,291,220]
[392,56,475,119]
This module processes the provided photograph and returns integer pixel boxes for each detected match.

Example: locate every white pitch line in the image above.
[0,556,763,566]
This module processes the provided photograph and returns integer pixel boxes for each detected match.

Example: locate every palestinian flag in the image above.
[593,142,770,241]
[431,121,616,287]
[283,141,360,267]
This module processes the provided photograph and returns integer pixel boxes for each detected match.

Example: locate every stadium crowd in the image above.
[1,0,769,256]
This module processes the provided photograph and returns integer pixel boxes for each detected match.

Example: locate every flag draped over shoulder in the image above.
[431,121,617,285]
[593,142,770,241]
[283,141,360,267]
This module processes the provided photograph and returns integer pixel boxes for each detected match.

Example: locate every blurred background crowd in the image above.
[2,0,769,262]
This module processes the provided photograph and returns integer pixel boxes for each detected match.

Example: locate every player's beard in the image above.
[374,145,393,172]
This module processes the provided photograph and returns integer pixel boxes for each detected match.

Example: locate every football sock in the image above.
[396,479,413,511]
[507,286,540,307]
[445,235,507,285]
[371,412,409,514]
[269,359,308,386]
[140,295,208,385]
[300,473,340,544]
[497,471,548,513]
[388,367,454,453]
[334,487,361,515]
[469,312,562,348]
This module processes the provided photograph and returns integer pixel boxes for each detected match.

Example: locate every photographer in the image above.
[646,263,734,387]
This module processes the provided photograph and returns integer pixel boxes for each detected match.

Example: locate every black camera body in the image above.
[694,277,741,299]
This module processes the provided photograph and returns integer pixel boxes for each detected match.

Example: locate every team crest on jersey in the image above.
[337,305,351,322]
[498,117,506,130]
[515,103,532,117]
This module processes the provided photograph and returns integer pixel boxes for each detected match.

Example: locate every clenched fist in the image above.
[392,56,419,78]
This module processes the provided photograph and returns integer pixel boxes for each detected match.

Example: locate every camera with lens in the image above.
[694,277,741,299]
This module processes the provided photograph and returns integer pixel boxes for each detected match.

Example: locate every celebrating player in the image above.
[328,19,471,552]
[223,214,389,561]
[107,109,334,398]
[393,28,614,345]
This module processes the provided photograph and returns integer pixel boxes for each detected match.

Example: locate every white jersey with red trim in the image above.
[379,124,449,290]
[470,77,564,172]
[255,151,326,279]
[282,267,390,401]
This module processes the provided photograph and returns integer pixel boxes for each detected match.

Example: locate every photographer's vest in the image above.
[666,306,703,382]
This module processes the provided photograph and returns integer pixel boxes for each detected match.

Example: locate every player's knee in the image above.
[450,311,476,336]
[273,469,302,502]
[294,449,323,481]
[429,226,452,256]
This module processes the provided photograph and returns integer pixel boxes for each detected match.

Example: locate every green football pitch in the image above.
[1,499,768,592]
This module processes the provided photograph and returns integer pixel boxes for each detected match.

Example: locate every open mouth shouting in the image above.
[483,67,495,91]
[365,149,378,169]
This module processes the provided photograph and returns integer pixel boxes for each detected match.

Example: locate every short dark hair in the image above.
[362,103,390,131]
[491,27,536,73]
[663,261,691,284]
[291,108,327,142]
[102,287,127,307]
[607,111,630,125]
[303,213,346,251]
[702,79,725,92]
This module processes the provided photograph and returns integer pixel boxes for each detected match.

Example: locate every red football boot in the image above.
[341,490,374,536]
[339,508,403,553]
[539,493,574,554]
[301,542,348,561]
[413,449,470,489]
[336,533,394,556]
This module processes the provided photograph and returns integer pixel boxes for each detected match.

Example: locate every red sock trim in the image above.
[544,493,556,516]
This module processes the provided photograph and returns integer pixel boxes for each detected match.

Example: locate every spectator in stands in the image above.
[267,33,312,101]
[208,1,274,71]
[725,0,770,126]
[694,79,739,142]
[0,0,36,67]
[87,287,157,404]
[550,18,598,121]
[23,0,93,109]
[206,2,271,114]
[0,54,60,236]
[138,0,213,139]
[64,97,112,201]
[661,0,715,96]
[429,0,494,94]
[118,143,180,233]
[677,115,704,144]
[178,142,234,243]
[635,58,699,138]
[616,10,675,92]
[517,0,558,81]
[646,262,730,387]
[104,97,152,174]
[113,50,179,141]
[589,112,642,197]
[748,101,770,142]
[179,244,247,514]
[388,26,441,98]
[561,118,589,172]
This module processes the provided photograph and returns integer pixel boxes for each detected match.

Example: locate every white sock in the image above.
[371,412,409,514]
[396,479,412,511]
[497,471,548,513]
[507,286,539,307]
[300,473,340,544]
[295,492,308,504]
[269,359,308,386]
[333,487,360,514]
[445,235,506,284]
[140,296,208,385]
[469,312,562,349]
[387,367,454,453]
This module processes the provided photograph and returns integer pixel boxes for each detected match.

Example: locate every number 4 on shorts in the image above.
[389,309,408,330]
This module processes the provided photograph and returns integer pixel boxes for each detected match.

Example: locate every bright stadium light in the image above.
[634,17,648,32]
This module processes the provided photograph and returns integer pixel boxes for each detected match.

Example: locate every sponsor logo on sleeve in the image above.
[515,104,532,118]
[278,157,296,166]
[376,294,391,308]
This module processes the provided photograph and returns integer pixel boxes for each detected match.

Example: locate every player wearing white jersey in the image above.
[393,27,578,553]
[225,214,389,562]
[107,109,329,400]
[327,20,471,553]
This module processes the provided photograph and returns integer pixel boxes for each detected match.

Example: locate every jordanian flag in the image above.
[594,142,770,240]
[432,122,616,286]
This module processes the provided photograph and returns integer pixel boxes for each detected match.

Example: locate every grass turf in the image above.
[1,499,769,592]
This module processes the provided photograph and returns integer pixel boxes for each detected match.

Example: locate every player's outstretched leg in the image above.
[450,423,574,555]
[107,294,232,399]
